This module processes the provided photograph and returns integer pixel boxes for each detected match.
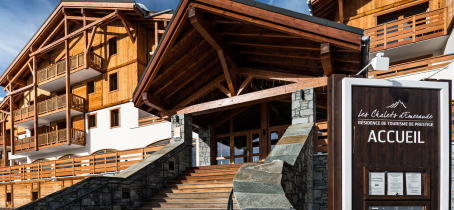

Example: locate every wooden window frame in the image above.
[87,80,96,96]
[108,36,118,57]
[109,72,119,92]
[88,113,97,129]
[110,107,121,129]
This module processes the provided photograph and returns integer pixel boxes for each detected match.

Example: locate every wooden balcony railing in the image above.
[37,52,102,84]
[369,53,454,79]
[139,116,166,126]
[315,121,328,153]
[37,93,85,115]
[0,143,168,182]
[14,137,35,152]
[0,135,11,147]
[365,8,448,52]
[38,128,85,148]
[13,106,34,122]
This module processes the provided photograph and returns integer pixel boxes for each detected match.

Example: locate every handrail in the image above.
[0,143,168,182]
[227,189,234,210]
[37,52,102,84]
[49,144,190,210]
[52,182,109,210]
[365,7,447,52]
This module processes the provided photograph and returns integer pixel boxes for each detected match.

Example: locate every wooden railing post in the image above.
[383,23,387,49]
[72,158,75,176]
[54,160,57,178]
[38,162,40,179]
[116,151,119,171]
[93,155,96,174]
[412,15,416,42]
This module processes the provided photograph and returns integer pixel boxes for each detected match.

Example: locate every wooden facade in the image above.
[0,1,171,164]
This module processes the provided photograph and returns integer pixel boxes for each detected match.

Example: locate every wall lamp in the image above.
[357,53,390,75]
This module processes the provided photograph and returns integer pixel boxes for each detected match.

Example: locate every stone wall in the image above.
[18,142,192,209]
[313,154,328,210]
[197,125,211,166]
[233,87,316,210]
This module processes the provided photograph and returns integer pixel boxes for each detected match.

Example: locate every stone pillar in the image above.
[197,125,211,166]
[292,87,316,125]
[170,114,192,145]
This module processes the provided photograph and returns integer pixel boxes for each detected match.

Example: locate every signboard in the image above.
[341,78,450,210]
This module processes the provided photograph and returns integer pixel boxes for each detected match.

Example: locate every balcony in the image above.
[14,94,86,129]
[13,128,85,155]
[365,8,448,53]
[37,52,102,92]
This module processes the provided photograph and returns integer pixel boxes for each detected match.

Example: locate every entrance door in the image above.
[216,131,261,165]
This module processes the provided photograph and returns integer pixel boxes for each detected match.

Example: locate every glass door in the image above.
[233,135,248,164]
[250,132,260,162]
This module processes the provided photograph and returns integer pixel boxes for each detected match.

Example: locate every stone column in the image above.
[292,87,316,125]
[197,125,211,166]
[170,114,192,145]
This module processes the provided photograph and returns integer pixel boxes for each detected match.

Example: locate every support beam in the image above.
[237,76,253,95]
[62,8,73,16]
[67,16,102,21]
[10,95,14,155]
[5,84,33,96]
[118,12,135,43]
[338,0,344,24]
[188,6,236,96]
[212,105,251,127]
[86,26,98,52]
[174,75,225,109]
[39,19,65,49]
[116,10,134,28]
[7,76,27,87]
[2,120,7,167]
[321,43,334,76]
[31,11,117,56]
[172,77,327,116]
[33,56,38,151]
[65,16,71,146]
[215,83,231,97]
[83,14,88,69]
[142,92,170,111]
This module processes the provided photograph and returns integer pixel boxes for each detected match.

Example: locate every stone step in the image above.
[153,192,231,198]
[149,197,236,203]
[141,202,239,208]
[169,178,233,184]
[136,208,239,210]
[159,187,232,193]
[166,182,233,189]
[179,171,238,177]
[182,167,240,173]
[173,174,236,181]
[185,163,246,171]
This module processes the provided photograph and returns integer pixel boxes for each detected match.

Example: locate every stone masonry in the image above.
[313,154,328,210]
[233,88,315,210]
[197,125,211,166]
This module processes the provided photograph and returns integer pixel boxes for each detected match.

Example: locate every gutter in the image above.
[360,36,371,78]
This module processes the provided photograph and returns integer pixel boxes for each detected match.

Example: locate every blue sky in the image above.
[0,0,308,98]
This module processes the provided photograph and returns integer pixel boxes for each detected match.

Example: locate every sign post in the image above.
[334,78,451,210]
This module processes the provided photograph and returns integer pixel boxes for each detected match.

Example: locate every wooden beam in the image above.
[118,12,135,43]
[33,56,38,151]
[67,16,102,21]
[116,10,134,28]
[38,19,65,50]
[10,95,14,155]
[237,76,253,95]
[215,83,232,97]
[65,16,71,146]
[31,11,117,56]
[39,53,51,61]
[62,7,73,16]
[212,105,251,127]
[188,6,236,96]
[173,77,327,116]
[7,76,27,87]
[338,0,344,24]
[174,74,225,109]
[81,8,92,17]
[86,26,98,51]
[71,20,82,26]
[321,43,333,76]
[234,67,313,82]
[142,92,170,111]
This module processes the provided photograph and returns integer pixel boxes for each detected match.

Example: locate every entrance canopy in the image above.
[133,0,364,128]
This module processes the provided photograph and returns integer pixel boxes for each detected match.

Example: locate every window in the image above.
[376,2,428,25]
[109,37,117,56]
[110,108,120,128]
[32,192,39,201]
[6,193,11,202]
[88,113,97,129]
[109,73,118,91]
[87,80,95,94]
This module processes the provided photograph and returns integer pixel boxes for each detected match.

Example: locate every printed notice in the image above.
[387,172,404,196]
[369,172,385,195]
[406,172,422,195]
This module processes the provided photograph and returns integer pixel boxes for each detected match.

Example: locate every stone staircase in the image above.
[135,163,246,209]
